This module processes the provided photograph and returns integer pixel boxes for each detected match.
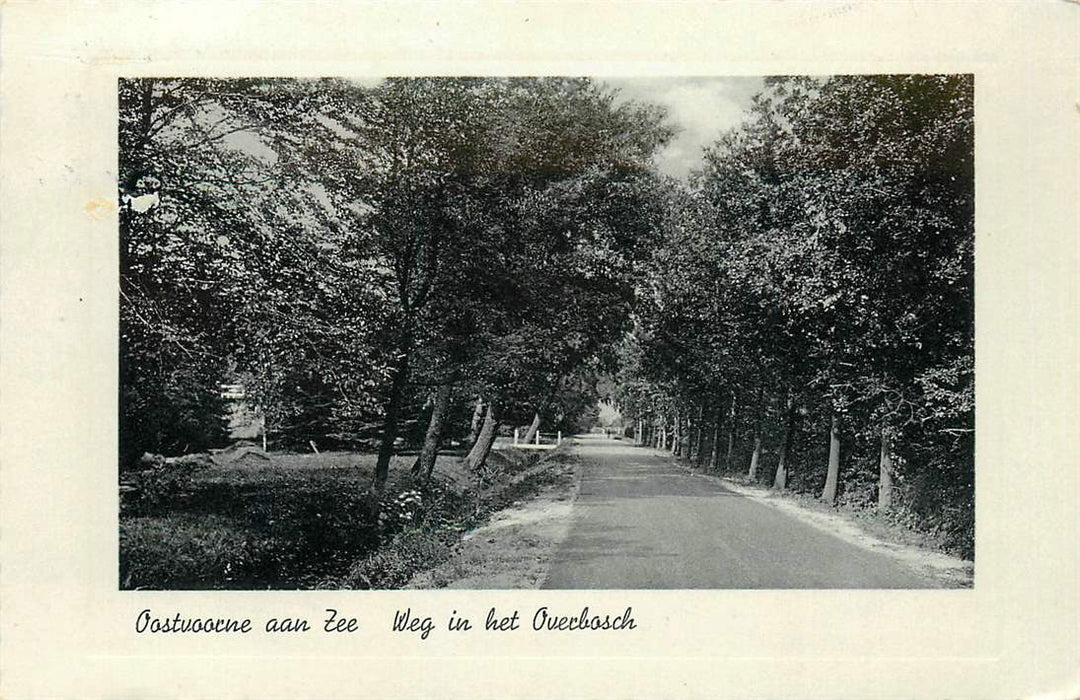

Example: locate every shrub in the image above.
[120,464,386,589]
[120,515,285,589]
[221,472,383,586]
[378,488,423,533]
[122,464,197,517]
[119,353,230,469]
[118,451,554,590]
[336,527,457,589]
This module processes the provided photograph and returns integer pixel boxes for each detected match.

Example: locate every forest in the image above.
[119,74,975,583]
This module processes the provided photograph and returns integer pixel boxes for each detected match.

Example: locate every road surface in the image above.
[541,436,938,589]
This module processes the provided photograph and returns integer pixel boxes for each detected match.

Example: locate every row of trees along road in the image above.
[614,75,974,557]
[120,75,975,555]
[119,77,671,489]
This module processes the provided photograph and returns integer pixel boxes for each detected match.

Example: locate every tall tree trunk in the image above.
[464,402,500,471]
[820,412,841,504]
[670,411,680,455]
[687,407,697,461]
[723,392,737,472]
[709,410,722,471]
[878,424,894,510]
[693,403,706,465]
[748,434,762,481]
[373,350,410,491]
[411,381,453,482]
[747,389,763,481]
[680,412,692,459]
[773,394,796,490]
[636,419,644,445]
[467,398,485,448]
[773,446,788,490]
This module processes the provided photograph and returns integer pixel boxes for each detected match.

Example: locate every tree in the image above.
[119,78,291,464]
[274,78,671,486]
[614,74,974,555]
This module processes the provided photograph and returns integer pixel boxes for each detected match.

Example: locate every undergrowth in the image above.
[119,447,568,590]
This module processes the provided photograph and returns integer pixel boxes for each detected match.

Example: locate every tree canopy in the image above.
[119,74,974,556]
[119,76,672,483]
[616,75,974,555]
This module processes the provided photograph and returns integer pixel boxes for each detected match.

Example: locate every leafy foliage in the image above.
[119,77,671,478]
[119,74,976,580]
[616,75,975,557]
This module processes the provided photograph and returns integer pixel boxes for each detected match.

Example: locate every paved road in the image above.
[541,436,938,589]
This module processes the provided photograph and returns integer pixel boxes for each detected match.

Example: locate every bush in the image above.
[120,464,385,589]
[118,451,552,590]
[336,527,457,590]
[120,515,285,589]
[378,488,423,532]
[119,352,230,469]
[121,457,213,517]
[322,470,513,589]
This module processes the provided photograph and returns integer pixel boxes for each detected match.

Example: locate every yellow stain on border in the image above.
[84,197,115,220]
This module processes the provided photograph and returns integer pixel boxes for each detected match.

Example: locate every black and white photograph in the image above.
[4,2,1079,699]
[118,74,975,591]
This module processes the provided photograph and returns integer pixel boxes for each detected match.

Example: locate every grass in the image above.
[406,450,580,589]
[325,445,575,589]
[119,447,559,590]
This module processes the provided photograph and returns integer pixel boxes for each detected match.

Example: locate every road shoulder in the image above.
[404,449,582,589]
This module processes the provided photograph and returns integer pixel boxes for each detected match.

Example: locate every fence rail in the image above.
[511,428,563,450]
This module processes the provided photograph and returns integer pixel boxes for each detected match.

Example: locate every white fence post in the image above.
[557,431,562,445]
[514,428,519,445]
[535,430,541,445]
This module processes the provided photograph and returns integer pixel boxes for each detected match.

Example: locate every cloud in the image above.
[603,77,765,180]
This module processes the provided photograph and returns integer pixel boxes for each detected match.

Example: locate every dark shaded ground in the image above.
[119,449,543,590]
[542,436,939,589]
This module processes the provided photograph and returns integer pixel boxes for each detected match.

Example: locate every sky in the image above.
[602,77,764,180]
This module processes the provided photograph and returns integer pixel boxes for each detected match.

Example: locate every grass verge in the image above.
[119,447,573,590]
[404,449,580,589]
[328,446,578,589]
